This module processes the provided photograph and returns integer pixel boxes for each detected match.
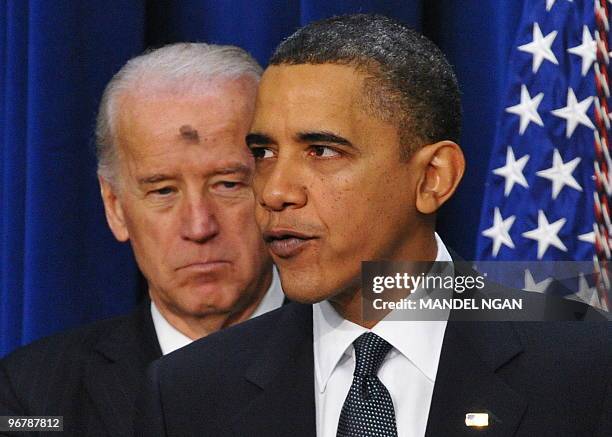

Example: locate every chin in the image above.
[279,267,353,304]
[280,280,331,304]
[182,300,235,318]
[180,286,237,310]
[286,292,325,305]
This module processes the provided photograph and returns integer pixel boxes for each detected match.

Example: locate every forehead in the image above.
[115,80,256,172]
[253,64,367,133]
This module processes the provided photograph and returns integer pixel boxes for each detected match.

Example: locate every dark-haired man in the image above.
[137,15,611,436]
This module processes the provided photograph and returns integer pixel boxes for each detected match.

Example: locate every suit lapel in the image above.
[84,301,162,437]
[230,294,526,437]
[232,303,316,437]
[425,321,526,436]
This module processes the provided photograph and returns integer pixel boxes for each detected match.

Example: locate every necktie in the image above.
[336,332,398,437]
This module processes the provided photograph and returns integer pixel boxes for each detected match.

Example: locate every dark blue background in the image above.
[0,0,522,357]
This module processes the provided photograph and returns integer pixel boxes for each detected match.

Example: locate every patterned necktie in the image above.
[336,332,398,437]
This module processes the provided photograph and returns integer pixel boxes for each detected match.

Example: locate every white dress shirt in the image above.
[313,233,452,437]
[151,267,284,355]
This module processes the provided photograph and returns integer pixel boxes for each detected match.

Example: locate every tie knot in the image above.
[352,332,392,377]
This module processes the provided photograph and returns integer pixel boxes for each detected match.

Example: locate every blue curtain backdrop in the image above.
[0,0,520,357]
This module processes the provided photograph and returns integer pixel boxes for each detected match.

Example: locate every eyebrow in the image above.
[213,164,252,177]
[137,174,175,185]
[246,132,274,146]
[246,131,354,148]
[297,131,354,148]
[137,164,251,186]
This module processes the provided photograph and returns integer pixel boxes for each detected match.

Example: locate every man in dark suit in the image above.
[0,43,285,436]
[136,15,612,436]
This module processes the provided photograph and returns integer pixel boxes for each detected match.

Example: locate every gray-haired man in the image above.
[0,43,283,436]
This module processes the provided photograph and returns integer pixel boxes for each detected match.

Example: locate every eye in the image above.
[213,180,246,193]
[217,181,240,189]
[308,145,340,158]
[150,187,175,196]
[250,147,274,159]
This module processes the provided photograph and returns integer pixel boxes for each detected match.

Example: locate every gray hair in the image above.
[95,42,262,185]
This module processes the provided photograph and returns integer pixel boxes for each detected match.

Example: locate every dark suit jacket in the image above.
[0,301,162,437]
[136,296,612,436]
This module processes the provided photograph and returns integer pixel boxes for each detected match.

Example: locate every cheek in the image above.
[312,175,375,252]
[123,206,177,264]
[219,203,266,253]
[254,202,271,234]
[315,166,415,255]
[225,199,259,229]
[318,168,380,221]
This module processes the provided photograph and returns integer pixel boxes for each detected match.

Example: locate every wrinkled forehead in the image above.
[113,88,256,180]
[123,76,255,126]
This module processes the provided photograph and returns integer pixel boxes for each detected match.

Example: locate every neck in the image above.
[329,288,382,329]
[150,267,273,340]
[221,267,273,328]
[331,231,438,328]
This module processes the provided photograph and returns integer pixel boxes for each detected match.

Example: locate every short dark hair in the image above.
[270,14,461,160]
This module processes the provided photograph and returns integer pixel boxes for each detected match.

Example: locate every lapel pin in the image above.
[465,413,489,427]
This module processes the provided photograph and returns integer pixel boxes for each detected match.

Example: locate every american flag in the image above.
[476,0,610,310]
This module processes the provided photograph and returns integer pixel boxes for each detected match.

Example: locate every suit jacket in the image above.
[136,293,612,436]
[0,300,162,437]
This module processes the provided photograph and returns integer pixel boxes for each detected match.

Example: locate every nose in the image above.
[180,194,220,243]
[257,156,307,212]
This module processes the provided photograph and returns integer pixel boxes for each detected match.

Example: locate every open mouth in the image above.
[263,230,316,258]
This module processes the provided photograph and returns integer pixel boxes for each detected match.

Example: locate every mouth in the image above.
[263,229,317,259]
[176,261,230,273]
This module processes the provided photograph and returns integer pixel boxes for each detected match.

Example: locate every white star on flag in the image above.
[589,290,605,310]
[567,272,598,304]
[493,146,530,196]
[535,148,582,199]
[578,227,596,244]
[567,25,596,76]
[523,269,553,293]
[505,84,544,134]
[522,210,568,259]
[518,22,559,73]
[551,88,594,138]
[481,207,516,257]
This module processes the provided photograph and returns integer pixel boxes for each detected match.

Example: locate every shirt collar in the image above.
[251,267,284,318]
[152,266,283,355]
[151,300,193,355]
[313,232,451,393]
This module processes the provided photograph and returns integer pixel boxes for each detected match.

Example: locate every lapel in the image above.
[425,320,526,436]
[423,250,527,435]
[84,300,162,437]
[231,303,316,437]
[228,252,533,436]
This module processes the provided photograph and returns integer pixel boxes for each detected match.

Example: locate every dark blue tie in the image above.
[336,332,398,437]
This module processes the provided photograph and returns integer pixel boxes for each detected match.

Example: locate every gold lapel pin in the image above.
[465,413,489,427]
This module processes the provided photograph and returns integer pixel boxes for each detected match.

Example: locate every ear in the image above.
[414,140,465,214]
[98,176,130,242]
